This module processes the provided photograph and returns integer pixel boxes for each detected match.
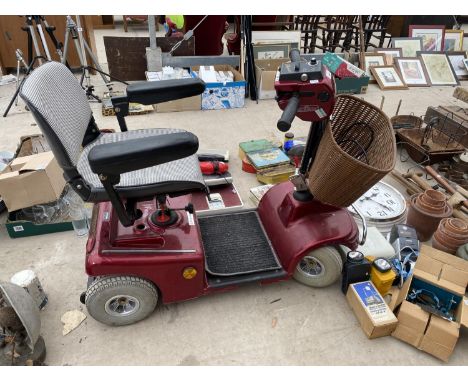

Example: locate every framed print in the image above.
[395,57,430,86]
[252,44,290,60]
[391,37,423,57]
[444,29,464,51]
[418,52,460,86]
[446,51,468,80]
[374,48,403,65]
[362,53,386,82]
[409,25,445,51]
[370,66,408,90]
[464,58,468,72]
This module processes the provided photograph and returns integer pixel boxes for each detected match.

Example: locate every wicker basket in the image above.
[390,115,423,130]
[308,95,396,207]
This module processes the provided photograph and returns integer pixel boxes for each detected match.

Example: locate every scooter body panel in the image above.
[257,182,359,273]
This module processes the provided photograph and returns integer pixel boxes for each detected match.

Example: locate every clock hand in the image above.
[373,199,395,212]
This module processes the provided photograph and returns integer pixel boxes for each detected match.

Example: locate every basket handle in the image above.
[350,203,367,246]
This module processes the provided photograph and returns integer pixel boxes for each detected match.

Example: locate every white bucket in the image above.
[10,270,48,310]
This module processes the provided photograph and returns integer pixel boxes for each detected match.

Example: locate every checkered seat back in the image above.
[20,62,93,171]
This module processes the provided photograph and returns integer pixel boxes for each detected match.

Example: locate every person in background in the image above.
[162,15,185,38]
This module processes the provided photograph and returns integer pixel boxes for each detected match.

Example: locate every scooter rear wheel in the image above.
[85,276,158,326]
[293,246,343,288]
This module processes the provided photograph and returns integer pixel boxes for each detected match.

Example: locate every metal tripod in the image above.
[3,16,55,117]
[62,16,113,102]
[3,55,46,118]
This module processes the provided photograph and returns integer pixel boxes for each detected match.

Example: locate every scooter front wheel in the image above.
[293,246,343,288]
[85,276,158,326]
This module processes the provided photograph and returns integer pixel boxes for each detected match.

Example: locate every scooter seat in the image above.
[77,128,205,202]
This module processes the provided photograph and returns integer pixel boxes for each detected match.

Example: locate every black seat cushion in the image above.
[77,128,206,202]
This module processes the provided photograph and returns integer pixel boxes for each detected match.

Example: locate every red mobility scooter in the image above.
[20,50,366,326]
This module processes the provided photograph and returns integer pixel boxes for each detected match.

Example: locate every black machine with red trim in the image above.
[274,49,336,201]
[275,50,335,127]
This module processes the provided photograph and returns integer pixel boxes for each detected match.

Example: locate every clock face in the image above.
[350,182,406,222]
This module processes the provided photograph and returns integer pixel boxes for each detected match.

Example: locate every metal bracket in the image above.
[289,174,309,192]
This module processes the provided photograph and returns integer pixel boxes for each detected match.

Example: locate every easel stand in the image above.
[62,16,113,102]
[3,56,46,117]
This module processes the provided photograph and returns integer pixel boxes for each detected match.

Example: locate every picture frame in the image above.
[391,37,423,57]
[444,29,464,51]
[252,44,290,60]
[446,51,468,80]
[394,57,430,87]
[370,65,408,90]
[409,25,445,51]
[374,48,403,65]
[464,58,468,72]
[418,52,460,86]
[362,53,387,83]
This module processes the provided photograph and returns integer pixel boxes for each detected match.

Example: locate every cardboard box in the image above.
[0,152,65,211]
[322,52,369,94]
[5,210,73,239]
[335,76,370,95]
[346,281,398,339]
[193,65,246,110]
[391,245,468,362]
[156,95,201,113]
[146,70,201,113]
[254,58,288,100]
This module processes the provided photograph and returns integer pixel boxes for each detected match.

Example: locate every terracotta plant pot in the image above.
[406,193,453,242]
[432,218,468,254]
[416,195,446,214]
[433,231,459,254]
[445,218,468,235]
[432,235,456,254]
[425,189,446,203]
[420,193,445,208]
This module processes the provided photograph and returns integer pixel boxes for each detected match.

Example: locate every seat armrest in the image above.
[88,132,199,176]
[126,78,206,105]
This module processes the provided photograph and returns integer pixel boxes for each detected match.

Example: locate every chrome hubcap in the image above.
[298,256,324,277]
[104,295,140,317]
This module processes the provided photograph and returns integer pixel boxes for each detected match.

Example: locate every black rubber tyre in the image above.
[85,276,158,326]
[293,246,343,288]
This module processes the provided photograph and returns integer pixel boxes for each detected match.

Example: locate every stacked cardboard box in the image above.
[391,245,468,362]
[322,52,370,94]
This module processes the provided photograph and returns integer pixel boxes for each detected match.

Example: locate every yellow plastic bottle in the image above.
[370,258,396,296]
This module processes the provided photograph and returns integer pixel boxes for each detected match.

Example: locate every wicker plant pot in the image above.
[308,95,396,207]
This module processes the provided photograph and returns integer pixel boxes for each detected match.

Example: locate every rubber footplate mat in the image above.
[198,211,281,276]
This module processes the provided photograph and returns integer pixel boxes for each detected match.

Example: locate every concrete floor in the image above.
[0,19,467,366]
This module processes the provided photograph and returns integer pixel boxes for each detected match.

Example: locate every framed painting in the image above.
[394,57,430,87]
[446,51,468,80]
[444,30,464,51]
[374,48,403,65]
[391,37,423,57]
[418,52,459,86]
[409,25,445,51]
[370,65,408,90]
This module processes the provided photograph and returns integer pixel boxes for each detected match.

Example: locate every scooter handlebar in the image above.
[277,93,300,132]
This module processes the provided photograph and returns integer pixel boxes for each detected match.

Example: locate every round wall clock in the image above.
[349,181,407,234]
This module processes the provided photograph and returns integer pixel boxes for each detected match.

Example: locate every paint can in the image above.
[10,270,48,310]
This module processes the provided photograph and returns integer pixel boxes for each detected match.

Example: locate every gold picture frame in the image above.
[444,30,464,52]
[370,65,408,90]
